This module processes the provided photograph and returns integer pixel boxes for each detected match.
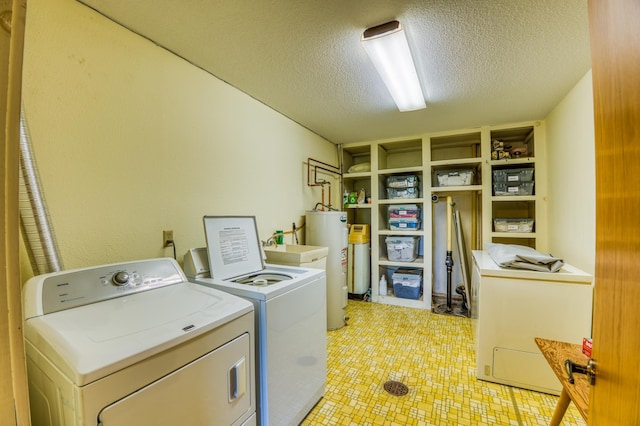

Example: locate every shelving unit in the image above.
[341,143,373,226]
[482,124,547,251]
[428,131,484,307]
[340,121,546,310]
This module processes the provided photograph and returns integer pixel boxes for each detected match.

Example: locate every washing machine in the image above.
[23,258,256,426]
[186,216,327,426]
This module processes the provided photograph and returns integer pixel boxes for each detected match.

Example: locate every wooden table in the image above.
[535,337,590,425]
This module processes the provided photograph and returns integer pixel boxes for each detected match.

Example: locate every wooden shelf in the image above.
[344,203,372,209]
[492,232,537,239]
[432,185,483,193]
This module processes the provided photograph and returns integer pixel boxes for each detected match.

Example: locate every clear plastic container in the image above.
[386,175,419,188]
[389,218,421,231]
[434,169,475,186]
[388,204,420,218]
[386,187,420,199]
[385,236,419,262]
[492,168,534,183]
[392,268,422,299]
[493,218,535,233]
[493,182,534,196]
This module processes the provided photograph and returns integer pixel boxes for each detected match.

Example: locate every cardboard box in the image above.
[582,338,592,357]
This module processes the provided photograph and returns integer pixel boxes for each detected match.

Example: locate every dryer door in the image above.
[99,333,253,426]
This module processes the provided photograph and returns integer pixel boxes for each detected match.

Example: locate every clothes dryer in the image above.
[23,258,256,426]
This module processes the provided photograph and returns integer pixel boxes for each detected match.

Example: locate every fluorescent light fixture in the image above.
[361,20,426,112]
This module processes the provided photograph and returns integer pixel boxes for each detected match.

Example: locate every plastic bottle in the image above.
[343,190,349,207]
[379,275,388,296]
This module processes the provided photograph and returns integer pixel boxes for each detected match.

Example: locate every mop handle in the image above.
[446,196,453,252]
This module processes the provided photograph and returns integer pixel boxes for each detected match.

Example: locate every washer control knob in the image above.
[112,271,130,286]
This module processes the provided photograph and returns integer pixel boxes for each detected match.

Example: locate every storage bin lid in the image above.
[393,268,423,278]
[385,236,419,243]
[387,204,420,210]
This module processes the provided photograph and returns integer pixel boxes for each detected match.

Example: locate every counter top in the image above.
[472,250,592,284]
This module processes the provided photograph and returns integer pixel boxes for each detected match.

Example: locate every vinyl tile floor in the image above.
[301,300,586,426]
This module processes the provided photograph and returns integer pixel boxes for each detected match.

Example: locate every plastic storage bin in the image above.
[388,204,420,219]
[386,187,420,199]
[389,218,421,231]
[493,218,535,233]
[435,169,475,187]
[385,236,419,262]
[392,268,422,299]
[492,168,534,183]
[493,182,534,196]
[386,175,419,188]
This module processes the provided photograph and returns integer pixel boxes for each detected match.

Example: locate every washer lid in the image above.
[203,216,265,281]
[24,282,253,386]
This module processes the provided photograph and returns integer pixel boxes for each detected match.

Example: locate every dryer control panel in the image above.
[24,258,186,317]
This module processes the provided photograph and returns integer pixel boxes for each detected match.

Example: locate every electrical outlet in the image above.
[163,230,174,247]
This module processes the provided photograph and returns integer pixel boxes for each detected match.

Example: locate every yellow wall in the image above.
[20,0,339,274]
[20,0,596,279]
[545,70,595,274]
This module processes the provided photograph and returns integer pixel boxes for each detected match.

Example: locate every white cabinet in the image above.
[340,121,547,310]
[471,250,592,394]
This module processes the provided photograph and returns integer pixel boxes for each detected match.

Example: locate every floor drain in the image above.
[383,380,409,396]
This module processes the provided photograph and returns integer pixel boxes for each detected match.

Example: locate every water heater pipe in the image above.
[307,157,341,210]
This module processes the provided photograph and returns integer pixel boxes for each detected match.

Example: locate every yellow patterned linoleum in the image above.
[301,300,586,426]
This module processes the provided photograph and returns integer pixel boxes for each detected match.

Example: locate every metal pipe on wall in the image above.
[19,107,64,274]
[307,157,341,211]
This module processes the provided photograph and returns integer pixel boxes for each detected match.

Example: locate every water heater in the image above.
[306,210,348,330]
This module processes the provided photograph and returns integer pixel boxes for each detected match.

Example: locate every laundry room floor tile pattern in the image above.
[301,300,586,426]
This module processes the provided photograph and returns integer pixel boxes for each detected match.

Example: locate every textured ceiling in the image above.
[77,0,592,144]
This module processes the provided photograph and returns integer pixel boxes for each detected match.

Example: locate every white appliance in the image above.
[23,258,256,426]
[187,216,327,426]
[347,243,369,294]
[471,250,593,394]
[347,224,370,296]
[305,210,348,330]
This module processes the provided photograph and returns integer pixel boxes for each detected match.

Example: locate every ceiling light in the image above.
[361,20,426,112]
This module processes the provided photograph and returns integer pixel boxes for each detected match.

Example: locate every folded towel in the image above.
[486,243,564,273]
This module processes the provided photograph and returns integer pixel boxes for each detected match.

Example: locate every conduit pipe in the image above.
[19,107,64,274]
[307,157,341,211]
